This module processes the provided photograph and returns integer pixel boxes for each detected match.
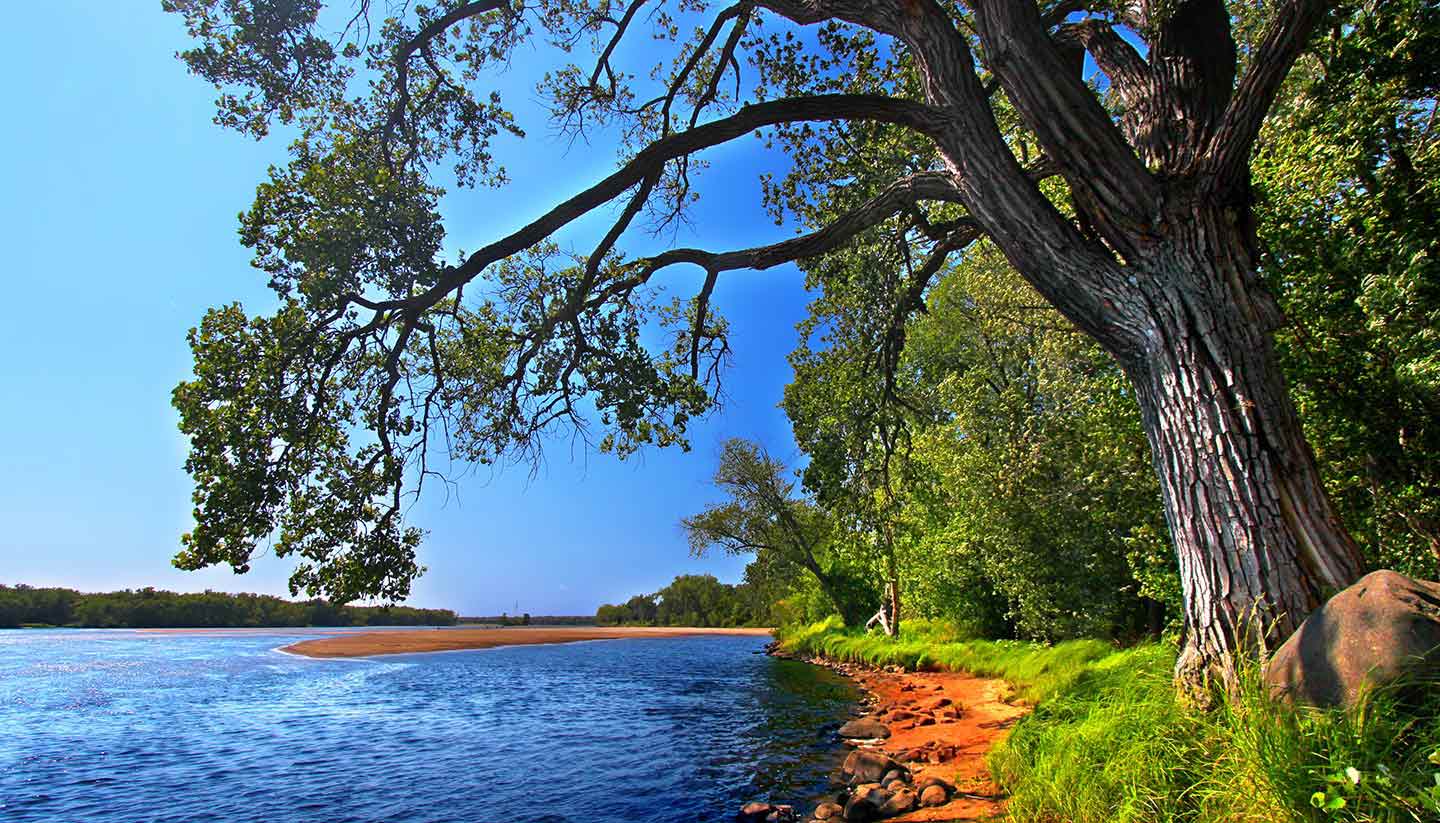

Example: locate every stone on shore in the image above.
[915,775,954,795]
[837,717,891,739]
[1264,570,1440,707]
[812,801,844,820]
[878,788,917,816]
[919,784,949,807]
[880,769,907,787]
[739,801,774,821]
[843,785,890,822]
[842,750,898,784]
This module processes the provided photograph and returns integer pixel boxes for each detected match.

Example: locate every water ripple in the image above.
[0,631,855,822]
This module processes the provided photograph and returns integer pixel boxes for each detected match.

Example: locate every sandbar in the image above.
[281,625,773,658]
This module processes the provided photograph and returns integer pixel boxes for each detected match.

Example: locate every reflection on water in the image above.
[0,631,857,822]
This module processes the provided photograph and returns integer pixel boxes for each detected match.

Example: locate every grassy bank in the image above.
[775,620,1440,822]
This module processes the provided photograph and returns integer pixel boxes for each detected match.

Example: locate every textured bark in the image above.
[957,0,1361,697]
[757,0,1360,692]
[1113,200,1365,700]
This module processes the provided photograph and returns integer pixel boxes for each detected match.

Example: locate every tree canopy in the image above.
[162,0,1427,689]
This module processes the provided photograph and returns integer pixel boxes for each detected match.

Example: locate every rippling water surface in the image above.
[0,630,857,822]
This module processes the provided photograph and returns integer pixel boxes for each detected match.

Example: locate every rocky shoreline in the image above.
[744,643,1028,823]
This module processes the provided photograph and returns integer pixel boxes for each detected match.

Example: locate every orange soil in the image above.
[838,666,1030,822]
[281,625,772,657]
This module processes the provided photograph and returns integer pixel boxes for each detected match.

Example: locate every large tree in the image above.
[166,0,1372,693]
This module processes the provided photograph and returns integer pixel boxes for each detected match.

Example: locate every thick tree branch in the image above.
[638,172,965,276]
[759,0,1127,337]
[972,0,1160,258]
[1206,0,1331,188]
[406,94,951,314]
[1059,19,1151,105]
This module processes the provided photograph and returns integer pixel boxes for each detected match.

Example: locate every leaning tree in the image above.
[165,0,1369,693]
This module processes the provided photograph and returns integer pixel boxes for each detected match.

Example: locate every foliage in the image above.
[683,439,877,626]
[595,573,771,627]
[1257,0,1440,576]
[0,583,455,629]
[894,244,1173,642]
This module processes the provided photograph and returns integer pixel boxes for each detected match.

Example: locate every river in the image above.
[0,630,857,822]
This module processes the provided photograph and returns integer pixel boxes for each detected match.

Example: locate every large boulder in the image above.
[841,750,899,784]
[843,785,890,822]
[837,717,891,739]
[1264,570,1440,707]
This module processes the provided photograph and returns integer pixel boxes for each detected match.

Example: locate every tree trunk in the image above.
[1112,200,1366,701]
[884,556,901,638]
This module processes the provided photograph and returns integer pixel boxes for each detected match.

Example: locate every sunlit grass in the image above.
[776,621,1440,822]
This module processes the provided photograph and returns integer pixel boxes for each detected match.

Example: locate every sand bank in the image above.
[281,625,772,658]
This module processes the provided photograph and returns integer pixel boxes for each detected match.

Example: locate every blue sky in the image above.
[0,2,820,615]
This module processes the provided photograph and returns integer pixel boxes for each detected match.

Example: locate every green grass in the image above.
[776,620,1440,822]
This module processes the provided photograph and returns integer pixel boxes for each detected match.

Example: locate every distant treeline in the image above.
[458,615,594,626]
[596,574,769,628]
[0,584,457,629]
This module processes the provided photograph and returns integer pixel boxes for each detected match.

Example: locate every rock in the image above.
[921,696,952,710]
[766,805,797,823]
[842,750,899,784]
[915,716,935,727]
[919,785,949,807]
[895,748,927,764]
[843,785,891,822]
[915,776,954,795]
[813,802,844,820]
[879,788,917,817]
[838,717,891,739]
[886,709,914,722]
[739,802,774,821]
[880,769,908,786]
[1264,570,1440,707]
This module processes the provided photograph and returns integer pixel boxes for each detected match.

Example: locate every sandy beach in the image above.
[281,625,773,658]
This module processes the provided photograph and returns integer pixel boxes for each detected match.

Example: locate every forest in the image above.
[595,574,771,627]
[0,584,457,629]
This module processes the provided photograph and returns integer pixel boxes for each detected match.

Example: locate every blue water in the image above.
[0,630,857,823]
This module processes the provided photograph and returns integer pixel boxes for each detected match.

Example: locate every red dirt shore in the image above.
[281,625,772,657]
[821,662,1031,822]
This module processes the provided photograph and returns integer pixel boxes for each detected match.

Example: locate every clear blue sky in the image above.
[0,2,818,615]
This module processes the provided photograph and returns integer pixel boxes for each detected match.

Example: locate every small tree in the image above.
[684,439,876,626]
